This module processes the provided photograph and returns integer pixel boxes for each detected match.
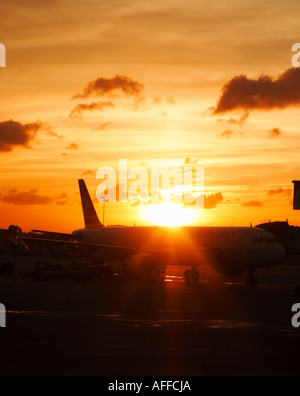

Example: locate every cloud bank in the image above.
[242,201,264,208]
[69,101,115,118]
[204,193,224,209]
[0,120,46,152]
[214,68,300,114]
[0,189,53,205]
[73,75,144,99]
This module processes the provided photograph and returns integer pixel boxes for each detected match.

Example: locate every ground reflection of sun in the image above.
[139,203,200,227]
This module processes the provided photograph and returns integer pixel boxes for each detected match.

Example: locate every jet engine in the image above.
[207,248,244,277]
[126,254,161,278]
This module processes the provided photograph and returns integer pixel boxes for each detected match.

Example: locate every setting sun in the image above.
[139,203,200,227]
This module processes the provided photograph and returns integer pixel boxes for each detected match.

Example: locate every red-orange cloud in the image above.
[214,68,300,114]
[204,193,224,209]
[73,75,144,99]
[0,120,46,152]
[69,101,115,118]
[1,189,53,205]
[242,201,264,208]
[267,128,282,139]
[268,188,292,196]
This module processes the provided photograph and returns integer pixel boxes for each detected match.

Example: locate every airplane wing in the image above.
[12,235,168,262]
[31,230,80,241]
[10,234,178,280]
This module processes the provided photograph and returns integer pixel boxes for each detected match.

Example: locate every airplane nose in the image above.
[275,244,287,264]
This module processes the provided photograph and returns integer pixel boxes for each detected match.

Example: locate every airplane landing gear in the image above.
[246,267,257,287]
[184,268,199,283]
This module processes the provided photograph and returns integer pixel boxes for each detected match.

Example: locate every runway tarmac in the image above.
[0,264,300,376]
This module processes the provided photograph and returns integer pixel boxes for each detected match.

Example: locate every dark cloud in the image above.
[73,75,144,99]
[56,193,68,206]
[0,120,46,152]
[216,130,244,139]
[0,189,53,205]
[268,188,292,196]
[65,143,79,150]
[46,129,64,139]
[242,201,264,208]
[95,122,113,131]
[218,130,234,139]
[0,189,71,206]
[217,112,249,125]
[267,127,282,139]
[153,97,162,105]
[213,68,300,114]
[81,170,94,176]
[69,101,114,118]
[152,96,176,105]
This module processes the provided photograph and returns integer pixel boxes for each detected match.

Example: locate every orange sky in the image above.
[1,0,300,232]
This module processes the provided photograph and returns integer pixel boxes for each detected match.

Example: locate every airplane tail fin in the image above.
[78,179,104,229]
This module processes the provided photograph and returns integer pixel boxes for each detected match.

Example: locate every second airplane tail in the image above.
[78,179,104,229]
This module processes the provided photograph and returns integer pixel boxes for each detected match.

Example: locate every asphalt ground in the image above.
[0,264,300,376]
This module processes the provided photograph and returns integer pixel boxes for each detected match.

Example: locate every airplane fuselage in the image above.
[72,226,287,275]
